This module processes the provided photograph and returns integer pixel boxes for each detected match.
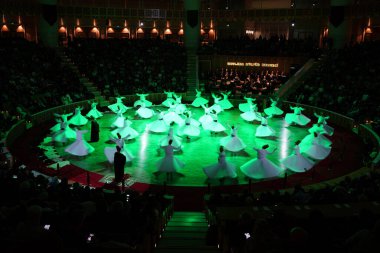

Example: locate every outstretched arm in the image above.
[269,148,277,154]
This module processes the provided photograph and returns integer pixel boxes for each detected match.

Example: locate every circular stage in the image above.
[24,104,365,188]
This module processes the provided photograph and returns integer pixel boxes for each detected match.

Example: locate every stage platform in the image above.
[15,105,364,189]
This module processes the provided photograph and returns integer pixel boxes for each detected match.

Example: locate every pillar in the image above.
[184,0,200,50]
[328,0,352,49]
[38,0,58,47]
[183,0,201,93]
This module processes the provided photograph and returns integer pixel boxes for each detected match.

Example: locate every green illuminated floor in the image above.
[43,106,315,186]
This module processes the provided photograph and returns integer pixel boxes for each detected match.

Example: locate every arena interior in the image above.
[0,0,380,252]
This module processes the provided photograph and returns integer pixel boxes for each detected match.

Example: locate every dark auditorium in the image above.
[1,0,380,252]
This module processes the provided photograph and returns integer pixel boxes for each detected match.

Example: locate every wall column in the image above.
[184,0,200,50]
[328,0,352,49]
[38,0,58,47]
[184,0,201,94]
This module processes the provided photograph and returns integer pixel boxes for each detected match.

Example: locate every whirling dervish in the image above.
[281,140,315,173]
[264,97,283,116]
[240,144,282,179]
[219,91,234,110]
[177,111,201,139]
[239,96,256,113]
[210,93,223,114]
[162,90,176,107]
[191,89,209,107]
[240,102,262,122]
[146,111,169,133]
[108,96,130,113]
[86,101,103,119]
[199,104,214,127]
[173,93,187,115]
[111,118,139,140]
[65,129,94,156]
[111,106,126,128]
[50,112,73,133]
[203,111,226,134]
[300,132,331,160]
[104,133,134,164]
[220,125,246,152]
[163,101,185,126]
[135,103,155,119]
[68,106,88,126]
[203,146,237,179]
[301,125,332,148]
[285,105,311,126]
[255,113,276,138]
[314,112,334,136]
[159,123,182,150]
[52,120,76,143]
[155,139,185,176]
[134,93,153,107]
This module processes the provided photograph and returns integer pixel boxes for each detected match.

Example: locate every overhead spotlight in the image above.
[226,24,230,27]
[291,20,295,27]
[140,22,144,26]
[290,0,295,8]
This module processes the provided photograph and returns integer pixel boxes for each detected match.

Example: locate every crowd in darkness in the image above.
[1,35,380,252]
[65,38,187,98]
[289,41,380,134]
[0,38,93,139]
[202,68,288,96]
[206,171,380,253]
[199,35,319,57]
[0,164,171,252]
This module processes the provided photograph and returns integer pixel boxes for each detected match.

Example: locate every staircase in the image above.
[154,212,219,253]
[277,57,319,100]
[186,48,199,101]
[56,49,109,107]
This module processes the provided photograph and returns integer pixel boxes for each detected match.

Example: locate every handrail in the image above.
[277,58,315,99]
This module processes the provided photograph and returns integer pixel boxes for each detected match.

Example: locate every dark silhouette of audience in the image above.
[0,38,93,139]
[289,41,380,135]
[65,38,187,98]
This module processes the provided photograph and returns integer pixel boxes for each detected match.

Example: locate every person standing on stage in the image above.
[90,117,100,142]
[114,145,126,183]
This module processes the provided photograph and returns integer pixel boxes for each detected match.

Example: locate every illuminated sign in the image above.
[226,62,279,68]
